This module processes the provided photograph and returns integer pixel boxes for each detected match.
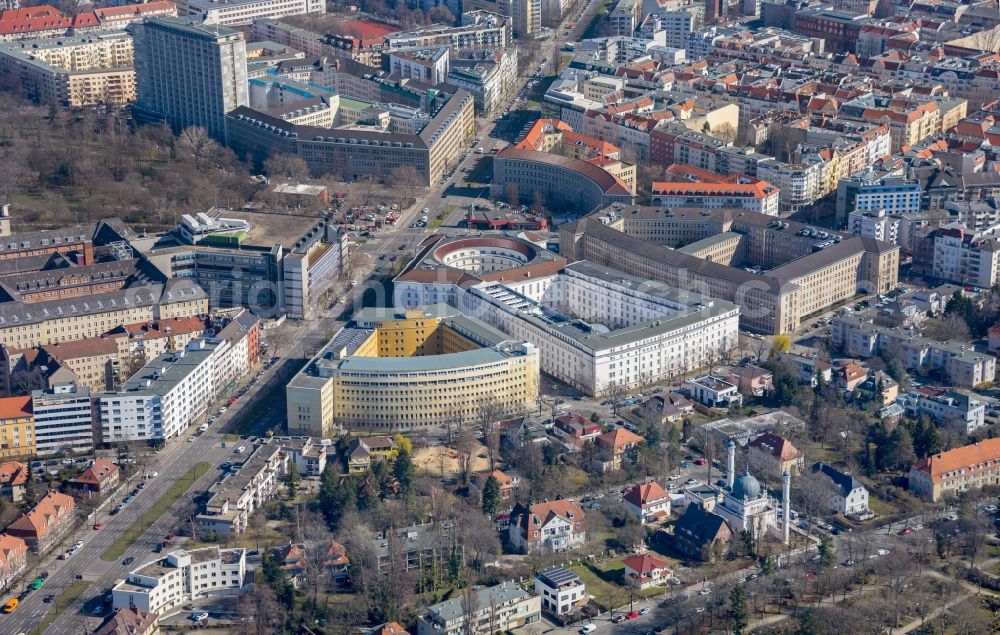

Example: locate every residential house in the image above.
[5,490,75,552]
[0,461,27,502]
[596,428,644,471]
[347,436,396,474]
[273,543,308,587]
[623,481,671,523]
[748,432,803,475]
[375,522,463,575]
[500,416,548,447]
[684,375,742,408]
[417,581,540,635]
[93,607,159,635]
[672,504,731,561]
[508,499,586,553]
[472,469,519,501]
[68,459,120,496]
[726,365,774,397]
[282,436,328,478]
[622,553,672,589]
[811,463,870,518]
[196,442,289,535]
[0,395,34,458]
[0,533,27,593]
[780,352,833,386]
[368,623,410,635]
[834,360,868,391]
[534,566,587,616]
[325,540,350,586]
[638,392,694,426]
[552,414,602,446]
[856,370,899,406]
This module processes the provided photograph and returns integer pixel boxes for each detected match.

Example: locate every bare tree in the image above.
[462,586,479,635]
[477,395,505,471]
[455,424,477,484]
[264,153,310,183]
[177,126,217,171]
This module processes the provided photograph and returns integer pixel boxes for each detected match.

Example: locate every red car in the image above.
[898,527,912,536]
[694,458,706,466]
[625,611,640,620]
[93,522,104,530]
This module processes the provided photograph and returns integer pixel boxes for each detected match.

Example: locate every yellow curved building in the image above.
[287,305,539,434]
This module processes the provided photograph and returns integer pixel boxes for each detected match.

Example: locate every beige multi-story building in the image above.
[0,396,33,459]
[909,437,1000,501]
[286,306,539,435]
[464,0,541,35]
[226,86,474,186]
[0,32,135,106]
[560,205,899,334]
[177,0,324,27]
[386,11,512,51]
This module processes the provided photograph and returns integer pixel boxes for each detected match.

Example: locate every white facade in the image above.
[756,159,823,214]
[900,390,986,434]
[112,547,247,615]
[684,375,742,408]
[178,0,324,26]
[534,568,586,616]
[397,260,740,396]
[31,383,94,456]
[932,230,1000,288]
[848,208,900,245]
[99,339,221,443]
[661,11,695,49]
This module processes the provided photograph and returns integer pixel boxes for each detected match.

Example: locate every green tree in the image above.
[912,415,941,458]
[318,466,356,530]
[393,446,415,494]
[481,475,502,516]
[262,551,295,609]
[819,536,837,569]
[285,467,299,499]
[760,555,776,576]
[728,584,749,635]
[774,372,799,407]
[885,425,916,471]
[885,358,907,384]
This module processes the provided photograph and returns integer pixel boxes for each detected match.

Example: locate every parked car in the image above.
[579,624,597,634]
[626,611,640,620]
[93,522,104,530]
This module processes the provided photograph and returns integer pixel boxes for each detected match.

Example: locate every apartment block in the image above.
[0,534,27,593]
[417,582,540,635]
[931,225,1000,288]
[31,382,94,456]
[848,208,900,245]
[900,386,985,434]
[830,315,996,388]
[130,17,249,143]
[652,177,780,216]
[197,442,286,535]
[446,47,518,116]
[835,175,922,228]
[177,0,323,26]
[909,437,1000,501]
[0,32,135,107]
[5,490,74,552]
[0,396,33,459]
[112,547,247,615]
[386,11,512,51]
[98,339,220,443]
[464,0,541,35]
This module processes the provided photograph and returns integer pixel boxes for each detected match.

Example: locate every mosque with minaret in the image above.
[682,440,793,545]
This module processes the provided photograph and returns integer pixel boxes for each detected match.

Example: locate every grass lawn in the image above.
[430,204,456,229]
[101,462,211,561]
[590,558,626,584]
[570,564,621,611]
[30,580,91,635]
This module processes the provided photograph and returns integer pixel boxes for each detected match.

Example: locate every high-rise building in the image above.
[31,382,94,456]
[129,17,248,143]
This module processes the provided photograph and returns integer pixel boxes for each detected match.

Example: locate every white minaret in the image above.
[726,440,736,490]
[782,470,791,545]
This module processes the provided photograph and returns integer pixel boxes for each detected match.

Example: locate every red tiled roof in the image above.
[624,481,668,507]
[749,432,800,462]
[622,553,670,575]
[913,438,1000,483]
[0,534,26,572]
[0,462,28,487]
[597,427,645,453]
[0,396,31,421]
[6,491,74,539]
[0,5,72,35]
[70,459,118,487]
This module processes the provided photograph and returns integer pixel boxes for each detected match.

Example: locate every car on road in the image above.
[236,446,246,454]
[639,607,651,615]
[191,612,209,622]
[694,458,706,465]
[187,436,196,442]
[94,522,104,530]
[612,615,627,624]
[685,478,697,485]
[122,556,135,566]
[698,587,711,596]
[579,624,597,634]
[898,527,912,535]
[42,594,54,603]
[111,504,124,515]
[3,598,18,613]
[626,611,640,620]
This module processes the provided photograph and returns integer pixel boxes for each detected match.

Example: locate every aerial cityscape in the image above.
[0,0,999,632]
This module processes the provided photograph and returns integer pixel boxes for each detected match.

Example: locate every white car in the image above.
[699,587,711,596]
[579,624,596,634]
[236,446,246,454]
[876,548,889,556]
[639,607,651,615]
[190,612,209,622]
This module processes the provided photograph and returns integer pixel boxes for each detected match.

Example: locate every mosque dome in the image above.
[732,473,761,500]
